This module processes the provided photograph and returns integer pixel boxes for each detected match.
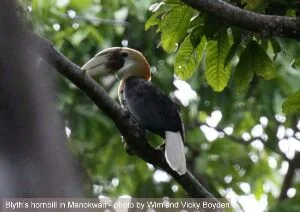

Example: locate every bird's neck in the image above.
[117,75,149,104]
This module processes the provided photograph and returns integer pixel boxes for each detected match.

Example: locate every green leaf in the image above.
[203,14,226,40]
[224,39,241,66]
[145,4,170,30]
[282,90,300,114]
[253,179,264,200]
[70,29,90,46]
[242,0,268,12]
[88,27,103,44]
[175,35,206,80]
[270,199,300,212]
[188,14,203,29]
[32,0,54,18]
[231,27,243,43]
[271,38,281,55]
[205,30,231,92]
[69,0,93,10]
[234,42,256,92]
[295,58,300,69]
[235,112,255,134]
[209,138,247,159]
[224,27,243,66]
[161,5,195,53]
[190,25,204,48]
[290,57,300,69]
[286,9,296,17]
[148,2,164,12]
[271,38,282,60]
[247,41,276,80]
[165,0,184,5]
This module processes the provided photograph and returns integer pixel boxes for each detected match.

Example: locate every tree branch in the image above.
[278,154,297,201]
[181,0,300,39]
[26,32,217,199]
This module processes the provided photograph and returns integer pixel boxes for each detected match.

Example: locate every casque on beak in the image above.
[82,47,124,77]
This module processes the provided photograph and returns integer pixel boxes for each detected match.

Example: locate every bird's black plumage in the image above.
[122,76,184,140]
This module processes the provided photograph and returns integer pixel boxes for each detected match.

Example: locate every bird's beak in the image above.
[82,51,112,77]
[115,68,127,80]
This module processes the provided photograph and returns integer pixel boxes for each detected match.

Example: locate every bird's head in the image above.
[82,47,151,81]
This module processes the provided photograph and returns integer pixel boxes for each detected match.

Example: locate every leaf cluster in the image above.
[21,0,300,210]
[146,0,300,114]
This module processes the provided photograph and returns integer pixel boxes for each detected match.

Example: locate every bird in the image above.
[82,47,186,175]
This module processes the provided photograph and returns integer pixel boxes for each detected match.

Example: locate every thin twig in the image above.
[278,157,296,201]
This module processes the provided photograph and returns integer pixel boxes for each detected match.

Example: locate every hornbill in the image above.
[82,47,186,175]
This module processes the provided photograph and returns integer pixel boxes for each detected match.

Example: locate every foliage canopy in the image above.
[23,0,300,211]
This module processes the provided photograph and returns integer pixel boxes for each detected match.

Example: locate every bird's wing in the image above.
[123,77,184,139]
[123,77,186,175]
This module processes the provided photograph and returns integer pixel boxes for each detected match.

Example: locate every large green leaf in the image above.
[205,31,231,92]
[282,90,300,114]
[175,35,206,80]
[247,41,276,80]
[161,5,194,53]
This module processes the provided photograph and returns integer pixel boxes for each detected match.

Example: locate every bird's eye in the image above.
[120,52,128,57]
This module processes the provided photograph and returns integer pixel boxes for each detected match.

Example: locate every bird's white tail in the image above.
[165,131,186,175]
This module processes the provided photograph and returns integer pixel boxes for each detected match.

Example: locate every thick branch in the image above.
[182,0,300,39]
[26,32,216,199]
